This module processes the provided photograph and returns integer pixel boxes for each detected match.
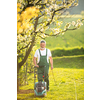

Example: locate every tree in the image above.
[17,0,84,91]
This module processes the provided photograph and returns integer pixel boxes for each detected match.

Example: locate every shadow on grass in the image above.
[17,89,34,94]
[17,89,46,100]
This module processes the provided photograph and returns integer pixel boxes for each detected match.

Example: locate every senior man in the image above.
[33,40,53,91]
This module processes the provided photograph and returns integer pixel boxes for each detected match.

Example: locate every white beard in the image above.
[40,47,45,50]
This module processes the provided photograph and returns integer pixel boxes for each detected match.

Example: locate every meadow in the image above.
[17,55,84,100]
[17,15,84,100]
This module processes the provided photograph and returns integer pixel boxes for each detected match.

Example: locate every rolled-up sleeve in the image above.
[48,49,52,57]
[34,50,38,58]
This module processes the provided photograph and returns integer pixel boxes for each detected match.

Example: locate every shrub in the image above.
[51,46,84,57]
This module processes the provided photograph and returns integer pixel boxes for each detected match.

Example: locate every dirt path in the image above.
[17,89,34,94]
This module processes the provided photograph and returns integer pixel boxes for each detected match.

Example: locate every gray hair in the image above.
[40,40,46,44]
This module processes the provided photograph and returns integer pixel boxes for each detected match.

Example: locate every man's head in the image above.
[40,40,46,49]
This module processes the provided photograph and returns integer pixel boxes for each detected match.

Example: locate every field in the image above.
[17,55,84,100]
[17,15,84,100]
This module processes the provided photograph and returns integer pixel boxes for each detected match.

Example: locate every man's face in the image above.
[40,43,46,48]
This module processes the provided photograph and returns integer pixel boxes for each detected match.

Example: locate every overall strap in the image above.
[38,49,41,56]
[46,48,47,56]
[38,48,47,56]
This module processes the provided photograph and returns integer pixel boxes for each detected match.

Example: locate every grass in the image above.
[17,15,84,99]
[17,55,84,100]
[45,24,84,49]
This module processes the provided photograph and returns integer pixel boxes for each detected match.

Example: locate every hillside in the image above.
[36,15,84,50]
[67,0,84,14]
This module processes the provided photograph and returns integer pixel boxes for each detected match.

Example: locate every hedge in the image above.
[51,46,84,57]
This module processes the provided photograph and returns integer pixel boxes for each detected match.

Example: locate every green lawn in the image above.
[17,55,84,100]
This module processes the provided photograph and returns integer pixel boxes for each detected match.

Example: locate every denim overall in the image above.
[37,49,49,90]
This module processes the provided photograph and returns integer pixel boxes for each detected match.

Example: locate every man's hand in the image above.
[49,56,53,70]
[35,64,39,68]
[33,57,39,68]
[51,66,53,70]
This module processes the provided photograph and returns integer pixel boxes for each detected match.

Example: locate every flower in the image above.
[74,3,78,6]
[21,6,39,21]
[40,28,44,32]
[62,32,64,35]
[77,19,81,23]
[45,8,50,15]
[66,22,71,28]
[56,21,63,26]
[72,21,76,26]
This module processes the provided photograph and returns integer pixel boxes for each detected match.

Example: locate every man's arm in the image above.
[49,56,53,70]
[33,57,39,67]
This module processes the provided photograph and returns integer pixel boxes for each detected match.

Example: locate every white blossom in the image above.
[75,23,78,27]
[47,18,51,21]
[40,28,44,32]
[79,22,83,26]
[25,35,27,38]
[72,21,76,26]
[53,28,61,34]
[41,34,46,38]
[45,8,50,15]
[57,21,63,26]
[62,32,64,35]
[49,4,59,10]
[67,22,71,28]
[77,19,81,23]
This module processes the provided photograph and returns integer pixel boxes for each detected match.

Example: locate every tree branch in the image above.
[45,6,67,27]
[35,0,42,5]
[37,34,45,39]
[37,6,66,32]
[18,17,39,68]
[17,41,31,53]
[19,0,46,14]
[18,36,36,67]
[38,18,84,37]
[39,27,77,37]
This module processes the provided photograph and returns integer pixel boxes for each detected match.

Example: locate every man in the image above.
[33,40,53,91]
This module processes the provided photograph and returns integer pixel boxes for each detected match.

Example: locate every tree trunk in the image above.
[17,61,20,92]
[17,17,39,92]
[17,37,35,92]
[25,62,28,85]
[18,17,39,67]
